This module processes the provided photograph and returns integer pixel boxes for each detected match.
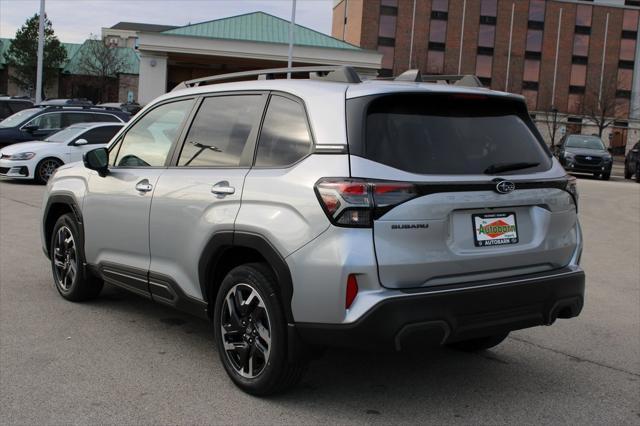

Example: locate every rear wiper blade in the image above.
[483,162,540,174]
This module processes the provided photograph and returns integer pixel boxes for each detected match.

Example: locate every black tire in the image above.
[593,173,600,179]
[35,157,63,184]
[213,263,306,396]
[636,164,640,183]
[447,332,510,352]
[601,172,610,181]
[50,214,103,301]
[624,163,632,179]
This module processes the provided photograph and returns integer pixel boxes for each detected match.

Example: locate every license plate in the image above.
[472,212,518,247]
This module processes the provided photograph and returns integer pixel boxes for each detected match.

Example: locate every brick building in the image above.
[332,0,640,151]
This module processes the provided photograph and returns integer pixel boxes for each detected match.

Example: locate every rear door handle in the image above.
[211,181,235,196]
[135,179,153,193]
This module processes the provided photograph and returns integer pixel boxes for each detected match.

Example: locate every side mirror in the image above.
[73,138,88,146]
[607,147,613,153]
[83,147,109,177]
[23,124,39,132]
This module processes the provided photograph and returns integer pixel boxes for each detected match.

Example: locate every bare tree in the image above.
[540,107,562,148]
[580,76,636,139]
[77,35,127,102]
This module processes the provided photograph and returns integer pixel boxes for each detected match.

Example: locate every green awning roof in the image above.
[0,38,83,70]
[162,11,361,51]
[62,40,139,75]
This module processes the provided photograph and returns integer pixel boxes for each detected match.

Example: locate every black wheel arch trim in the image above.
[198,231,295,323]
[43,193,83,259]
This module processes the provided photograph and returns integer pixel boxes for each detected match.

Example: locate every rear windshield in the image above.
[350,93,551,175]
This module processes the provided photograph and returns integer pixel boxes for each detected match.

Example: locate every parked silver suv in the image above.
[41,67,585,395]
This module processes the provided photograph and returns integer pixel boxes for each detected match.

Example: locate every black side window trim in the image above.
[108,96,198,169]
[251,91,316,169]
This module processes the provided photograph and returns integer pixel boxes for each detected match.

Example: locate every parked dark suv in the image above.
[0,105,129,148]
[556,134,613,180]
[624,141,640,183]
[0,97,34,120]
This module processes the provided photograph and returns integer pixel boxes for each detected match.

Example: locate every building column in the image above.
[138,51,168,105]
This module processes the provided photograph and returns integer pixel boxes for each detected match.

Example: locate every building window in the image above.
[432,0,448,12]
[528,0,545,23]
[478,24,495,47]
[429,19,447,43]
[618,68,633,91]
[526,29,543,52]
[475,54,492,78]
[378,46,395,70]
[573,34,590,57]
[523,59,540,82]
[570,64,587,87]
[381,0,398,6]
[522,90,538,110]
[622,10,639,31]
[568,94,583,114]
[576,5,592,27]
[427,50,445,74]
[379,14,397,39]
[619,39,636,61]
[480,0,497,17]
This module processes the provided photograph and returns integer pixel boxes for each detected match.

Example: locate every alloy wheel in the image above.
[220,283,272,379]
[52,226,78,291]
[39,159,60,182]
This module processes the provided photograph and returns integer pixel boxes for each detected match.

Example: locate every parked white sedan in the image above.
[0,122,123,183]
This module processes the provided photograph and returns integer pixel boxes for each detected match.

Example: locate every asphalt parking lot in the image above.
[1,175,638,425]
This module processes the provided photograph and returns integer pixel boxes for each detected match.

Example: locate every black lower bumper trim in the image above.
[295,269,585,351]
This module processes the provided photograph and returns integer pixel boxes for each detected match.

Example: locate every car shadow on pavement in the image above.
[84,283,596,422]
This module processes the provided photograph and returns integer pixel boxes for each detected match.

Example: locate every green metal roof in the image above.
[0,38,82,69]
[62,40,139,75]
[162,11,361,50]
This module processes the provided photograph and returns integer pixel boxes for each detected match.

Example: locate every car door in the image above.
[67,125,122,163]
[148,92,267,301]
[82,98,196,297]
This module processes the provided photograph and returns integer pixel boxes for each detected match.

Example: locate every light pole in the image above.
[286,0,297,78]
[552,107,559,147]
[35,0,45,103]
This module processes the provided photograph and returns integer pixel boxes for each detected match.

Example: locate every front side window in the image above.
[62,112,98,127]
[255,96,312,167]
[113,99,194,167]
[177,95,263,167]
[27,113,63,130]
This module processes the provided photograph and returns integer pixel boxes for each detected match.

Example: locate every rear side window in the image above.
[255,95,312,167]
[79,126,121,144]
[351,93,551,175]
[178,95,263,167]
[62,112,96,127]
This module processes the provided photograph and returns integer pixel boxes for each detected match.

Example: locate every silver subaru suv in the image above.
[41,67,584,395]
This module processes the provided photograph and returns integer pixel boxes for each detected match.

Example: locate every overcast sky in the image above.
[0,0,334,43]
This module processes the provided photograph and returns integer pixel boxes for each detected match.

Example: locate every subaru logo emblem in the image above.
[495,180,516,194]
[585,156,592,160]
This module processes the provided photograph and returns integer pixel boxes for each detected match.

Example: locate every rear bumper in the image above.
[295,268,585,351]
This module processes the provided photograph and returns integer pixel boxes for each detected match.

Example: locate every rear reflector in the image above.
[346,274,358,309]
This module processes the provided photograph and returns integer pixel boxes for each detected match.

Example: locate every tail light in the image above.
[315,178,417,227]
[565,175,579,211]
[346,274,358,309]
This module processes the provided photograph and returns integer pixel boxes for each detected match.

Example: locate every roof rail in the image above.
[391,70,483,88]
[171,66,362,91]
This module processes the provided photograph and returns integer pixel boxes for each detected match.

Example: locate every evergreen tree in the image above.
[4,14,67,97]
